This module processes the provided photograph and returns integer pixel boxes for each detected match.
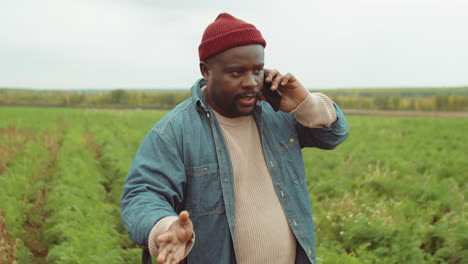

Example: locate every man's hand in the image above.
[263,69,309,113]
[156,211,193,264]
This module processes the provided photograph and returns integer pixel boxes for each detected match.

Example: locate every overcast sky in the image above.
[1,0,467,90]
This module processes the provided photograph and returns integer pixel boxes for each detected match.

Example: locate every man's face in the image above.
[201,44,264,118]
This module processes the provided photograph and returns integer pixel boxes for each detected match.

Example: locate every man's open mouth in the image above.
[237,93,259,105]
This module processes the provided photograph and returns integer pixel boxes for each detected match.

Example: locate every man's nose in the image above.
[242,73,259,89]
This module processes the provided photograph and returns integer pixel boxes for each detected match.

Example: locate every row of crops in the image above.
[304,116,467,263]
[0,108,165,263]
[1,107,466,263]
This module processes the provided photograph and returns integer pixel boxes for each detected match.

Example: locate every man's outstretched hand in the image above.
[156,211,194,264]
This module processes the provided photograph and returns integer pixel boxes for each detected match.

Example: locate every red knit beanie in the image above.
[198,13,267,61]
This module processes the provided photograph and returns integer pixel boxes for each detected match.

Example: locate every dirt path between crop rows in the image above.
[83,124,140,252]
[21,123,66,264]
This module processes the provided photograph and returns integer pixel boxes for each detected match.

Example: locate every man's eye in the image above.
[231,71,241,76]
[254,68,263,75]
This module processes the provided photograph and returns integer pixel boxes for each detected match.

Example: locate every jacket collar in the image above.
[191,78,209,112]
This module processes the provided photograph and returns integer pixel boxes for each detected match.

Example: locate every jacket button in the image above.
[289,138,294,143]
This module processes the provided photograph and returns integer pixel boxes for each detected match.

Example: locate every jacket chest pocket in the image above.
[278,135,306,185]
[185,163,225,217]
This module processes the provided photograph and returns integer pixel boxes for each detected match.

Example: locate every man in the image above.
[121,13,348,264]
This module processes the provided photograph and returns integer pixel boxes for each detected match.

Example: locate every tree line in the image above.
[1,87,467,111]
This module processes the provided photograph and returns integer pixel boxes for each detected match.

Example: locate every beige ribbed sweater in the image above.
[215,111,296,263]
[148,93,337,262]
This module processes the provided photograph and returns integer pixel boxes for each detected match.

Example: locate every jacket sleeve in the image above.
[120,128,186,246]
[295,102,349,150]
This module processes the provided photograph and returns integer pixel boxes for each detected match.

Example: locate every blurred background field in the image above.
[1,86,468,112]
[0,106,466,263]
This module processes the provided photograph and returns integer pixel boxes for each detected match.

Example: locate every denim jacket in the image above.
[121,79,349,264]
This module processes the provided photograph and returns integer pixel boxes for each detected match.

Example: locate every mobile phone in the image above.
[262,72,281,111]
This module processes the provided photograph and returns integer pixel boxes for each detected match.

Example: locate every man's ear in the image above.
[199,61,211,81]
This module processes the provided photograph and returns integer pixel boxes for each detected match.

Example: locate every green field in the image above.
[0,107,466,263]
